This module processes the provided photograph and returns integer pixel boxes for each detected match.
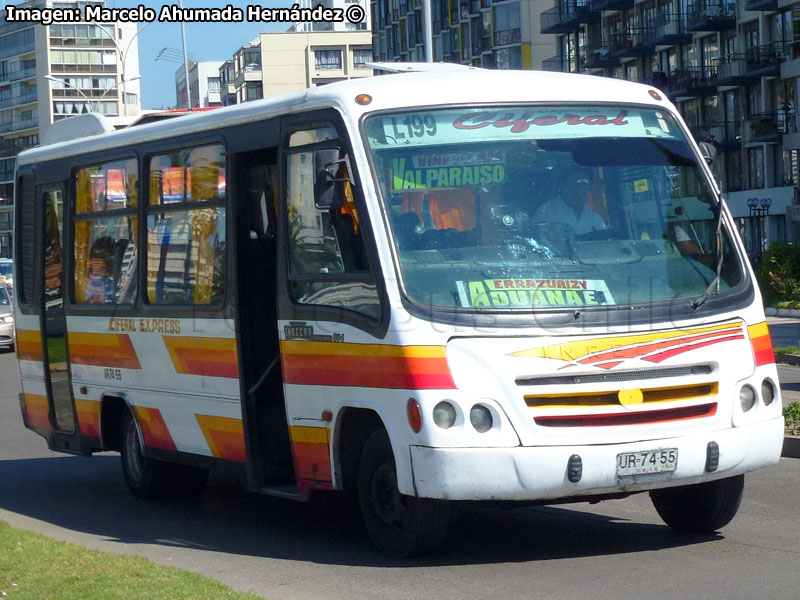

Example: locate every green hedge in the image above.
[757,242,800,307]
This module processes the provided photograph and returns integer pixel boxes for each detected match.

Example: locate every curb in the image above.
[766,307,800,318]
[782,436,800,459]
[776,353,800,366]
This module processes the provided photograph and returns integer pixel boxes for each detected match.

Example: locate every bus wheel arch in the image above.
[335,407,384,495]
[99,394,128,452]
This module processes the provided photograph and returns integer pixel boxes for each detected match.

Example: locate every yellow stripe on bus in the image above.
[280,340,447,359]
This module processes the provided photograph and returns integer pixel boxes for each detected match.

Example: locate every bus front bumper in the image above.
[409,417,784,501]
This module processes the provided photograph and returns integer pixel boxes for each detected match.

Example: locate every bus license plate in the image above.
[616,448,678,476]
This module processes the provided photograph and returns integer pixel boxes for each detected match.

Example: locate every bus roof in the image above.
[17,69,668,167]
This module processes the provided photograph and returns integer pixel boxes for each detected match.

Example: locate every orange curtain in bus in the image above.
[74,169,94,302]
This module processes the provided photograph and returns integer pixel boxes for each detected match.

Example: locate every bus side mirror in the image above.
[314,148,353,209]
[698,141,716,166]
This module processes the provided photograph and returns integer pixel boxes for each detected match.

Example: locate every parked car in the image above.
[0,281,14,351]
[0,258,11,294]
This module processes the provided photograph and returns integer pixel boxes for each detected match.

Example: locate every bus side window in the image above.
[73,159,138,305]
[285,127,380,320]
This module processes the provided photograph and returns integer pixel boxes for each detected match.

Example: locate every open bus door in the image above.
[41,186,76,436]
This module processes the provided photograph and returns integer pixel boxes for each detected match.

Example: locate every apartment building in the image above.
[540,0,800,251]
[370,0,556,70]
[175,60,223,108]
[0,0,141,258]
[221,30,373,103]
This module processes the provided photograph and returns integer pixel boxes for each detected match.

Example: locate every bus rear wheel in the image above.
[649,474,744,534]
[357,429,451,556]
[120,411,208,500]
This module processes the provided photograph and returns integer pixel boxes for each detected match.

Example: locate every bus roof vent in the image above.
[366,62,481,74]
[41,113,115,146]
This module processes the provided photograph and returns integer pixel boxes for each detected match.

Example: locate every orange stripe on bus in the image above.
[163,336,239,378]
[748,322,775,366]
[195,414,245,462]
[280,341,455,389]
[290,426,332,484]
[75,399,100,438]
[23,393,50,430]
[134,406,176,451]
[69,332,141,369]
[16,329,43,361]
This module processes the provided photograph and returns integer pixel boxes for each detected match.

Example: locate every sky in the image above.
[110,1,298,109]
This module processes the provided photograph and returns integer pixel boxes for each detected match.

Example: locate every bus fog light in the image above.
[739,385,756,412]
[761,379,776,406]
[433,401,456,429]
[469,405,493,433]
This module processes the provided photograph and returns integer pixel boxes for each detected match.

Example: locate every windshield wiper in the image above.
[691,202,723,310]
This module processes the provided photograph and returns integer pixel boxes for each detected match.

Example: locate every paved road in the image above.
[1,344,800,600]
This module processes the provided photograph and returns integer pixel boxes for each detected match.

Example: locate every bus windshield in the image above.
[364,105,745,312]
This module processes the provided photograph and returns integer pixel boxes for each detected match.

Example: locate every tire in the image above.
[120,411,208,500]
[358,429,451,557]
[650,474,745,534]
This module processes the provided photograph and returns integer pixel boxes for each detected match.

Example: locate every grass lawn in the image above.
[0,520,264,600]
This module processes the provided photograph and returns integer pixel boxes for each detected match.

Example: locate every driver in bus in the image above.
[533,166,605,236]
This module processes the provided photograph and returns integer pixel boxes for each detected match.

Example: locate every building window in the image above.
[315,49,343,70]
[353,48,372,68]
[246,82,263,100]
[748,146,764,189]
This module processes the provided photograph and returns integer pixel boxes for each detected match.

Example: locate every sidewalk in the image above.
[777,360,800,459]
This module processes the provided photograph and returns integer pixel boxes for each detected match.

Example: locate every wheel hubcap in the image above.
[370,462,406,528]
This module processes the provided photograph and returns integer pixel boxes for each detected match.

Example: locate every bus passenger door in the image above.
[233,149,295,489]
[41,187,75,434]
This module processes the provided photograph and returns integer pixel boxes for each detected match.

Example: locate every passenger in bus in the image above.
[533,167,605,236]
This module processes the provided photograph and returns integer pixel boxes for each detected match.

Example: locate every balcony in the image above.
[690,120,742,150]
[686,1,736,32]
[610,28,655,58]
[644,15,692,46]
[744,42,788,77]
[748,111,784,143]
[712,54,761,87]
[584,42,619,68]
[589,0,633,11]
[540,2,600,35]
[0,118,38,135]
[745,0,779,10]
[665,66,718,98]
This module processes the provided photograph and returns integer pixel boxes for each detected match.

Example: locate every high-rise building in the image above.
[539,1,800,251]
[370,0,556,69]
[0,0,142,258]
[175,61,223,108]
[221,30,373,104]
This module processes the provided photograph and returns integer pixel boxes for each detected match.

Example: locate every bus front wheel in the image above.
[120,411,208,500]
[357,429,451,556]
[649,474,744,533]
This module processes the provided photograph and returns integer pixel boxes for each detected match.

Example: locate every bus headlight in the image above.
[433,401,456,429]
[761,379,776,406]
[739,385,756,412]
[470,404,493,433]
